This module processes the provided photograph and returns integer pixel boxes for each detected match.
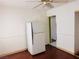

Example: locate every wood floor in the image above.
[0,45,79,59]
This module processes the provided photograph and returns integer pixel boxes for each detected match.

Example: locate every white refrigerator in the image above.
[26,22,46,55]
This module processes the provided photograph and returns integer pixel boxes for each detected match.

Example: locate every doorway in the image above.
[75,12,79,56]
[49,16,57,47]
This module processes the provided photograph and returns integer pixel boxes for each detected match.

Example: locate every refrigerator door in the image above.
[26,22,33,53]
[32,22,45,33]
[32,33,46,55]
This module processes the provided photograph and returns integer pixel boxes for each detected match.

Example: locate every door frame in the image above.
[48,16,57,44]
[49,17,51,43]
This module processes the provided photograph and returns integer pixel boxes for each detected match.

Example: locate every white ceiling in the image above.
[0,0,75,9]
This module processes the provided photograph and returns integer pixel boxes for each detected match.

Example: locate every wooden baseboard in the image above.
[75,51,79,55]
[0,48,27,57]
[46,44,74,55]
[75,51,79,58]
[56,46,74,55]
[56,47,79,58]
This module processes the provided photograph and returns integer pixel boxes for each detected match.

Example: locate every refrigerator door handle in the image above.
[31,23,34,45]
[34,32,44,34]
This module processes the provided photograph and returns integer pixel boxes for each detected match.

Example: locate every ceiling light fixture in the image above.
[43,1,47,4]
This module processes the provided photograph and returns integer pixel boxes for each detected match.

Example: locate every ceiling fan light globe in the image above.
[43,2,47,4]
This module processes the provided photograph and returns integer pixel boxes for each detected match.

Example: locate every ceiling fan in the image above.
[25,0,69,8]
[33,0,54,8]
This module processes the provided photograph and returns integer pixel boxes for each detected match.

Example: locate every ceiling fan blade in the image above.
[24,1,41,2]
[33,3,43,8]
[52,0,70,3]
[45,3,54,8]
[24,0,68,3]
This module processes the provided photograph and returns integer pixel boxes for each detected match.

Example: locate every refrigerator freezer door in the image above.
[32,22,45,33]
